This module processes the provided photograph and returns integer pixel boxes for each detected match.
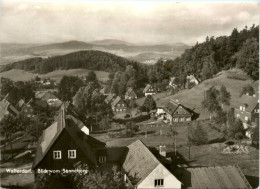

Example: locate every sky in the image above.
[0,1,259,45]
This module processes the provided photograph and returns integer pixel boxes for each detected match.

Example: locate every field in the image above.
[136,69,259,120]
[93,119,224,148]
[177,144,259,188]
[0,69,109,82]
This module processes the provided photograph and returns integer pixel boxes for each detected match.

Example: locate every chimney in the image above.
[159,145,166,157]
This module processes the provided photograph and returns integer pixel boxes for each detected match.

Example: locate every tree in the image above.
[252,124,259,148]
[189,122,208,145]
[240,85,255,96]
[141,95,156,112]
[59,76,84,102]
[235,38,259,80]
[73,165,126,189]
[201,86,221,121]
[218,85,231,108]
[0,114,20,159]
[214,109,227,125]
[85,71,97,82]
[227,118,244,139]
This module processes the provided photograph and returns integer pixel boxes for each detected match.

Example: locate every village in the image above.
[0,1,259,189]
[0,67,259,189]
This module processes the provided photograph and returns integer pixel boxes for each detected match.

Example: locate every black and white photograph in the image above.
[0,0,259,188]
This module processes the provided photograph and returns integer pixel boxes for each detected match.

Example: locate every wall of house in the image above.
[37,130,91,170]
[137,164,181,189]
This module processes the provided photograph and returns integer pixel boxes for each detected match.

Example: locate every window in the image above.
[243,107,245,111]
[122,104,124,107]
[240,106,242,110]
[68,150,76,159]
[245,116,248,121]
[154,179,164,187]
[237,114,240,118]
[180,118,185,122]
[186,117,191,121]
[99,156,106,163]
[53,151,61,159]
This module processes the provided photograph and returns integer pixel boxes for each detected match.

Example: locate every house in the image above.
[35,91,63,108]
[32,107,106,170]
[111,96,127,112]
[181,165,252,189]
[143,84,157,96]
[125,87,137,100]
[0,99,19,121]
[122,140,182,189]
[105,94,115,104]
[234,94,259,138]
[185,75,199,88]
[234,94,259,127]
[163,99,192,123]
[155,107,166,120]
[20,98,48,118]
[169,77,177,89]
[20,101,35,118]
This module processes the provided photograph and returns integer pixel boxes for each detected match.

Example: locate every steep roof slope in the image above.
[122,140,161,185]
[238,94,259,112]
[32,107,105,169]
[111,96,122,107]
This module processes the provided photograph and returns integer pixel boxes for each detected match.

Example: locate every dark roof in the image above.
[111,96,122,107]
[97,147,127,163]
[32,107,105,169]
[164,99,192,115]
[181,165,252,189]
[122,140,161,185]
[238,94,259,113]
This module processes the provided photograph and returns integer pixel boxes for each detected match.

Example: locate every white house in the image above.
[143,84,157,96]
[122,140,181,189]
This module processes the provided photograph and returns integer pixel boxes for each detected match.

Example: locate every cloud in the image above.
[0,1,259,45]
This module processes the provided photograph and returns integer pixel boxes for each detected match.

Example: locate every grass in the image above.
[177,143,259,187]
[93,119,224,148]
[136,69,258,120]
[0,69,109,82]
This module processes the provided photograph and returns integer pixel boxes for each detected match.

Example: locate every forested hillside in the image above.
[1,50,148,74]
[148,25,259,85]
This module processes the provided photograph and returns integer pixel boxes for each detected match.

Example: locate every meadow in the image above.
[0,69,109,82]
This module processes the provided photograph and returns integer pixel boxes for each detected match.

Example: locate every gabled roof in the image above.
[105,94,115,104]
[122,140,161,186]
[143,84,152,93]
[0,99,19,120]
[164,99,192,115]
[125,88,137,97]
[238,94,259,113]
[111,96,122,107]
[32,107,105,169]
[181,165,252,189]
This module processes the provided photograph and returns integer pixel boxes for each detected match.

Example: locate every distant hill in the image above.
[89,39,133,46]
[1,50,148,74]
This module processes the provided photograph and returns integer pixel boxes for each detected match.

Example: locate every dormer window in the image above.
[99,156,106,163]
[53,151,61,159]
[155,179,164,187]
